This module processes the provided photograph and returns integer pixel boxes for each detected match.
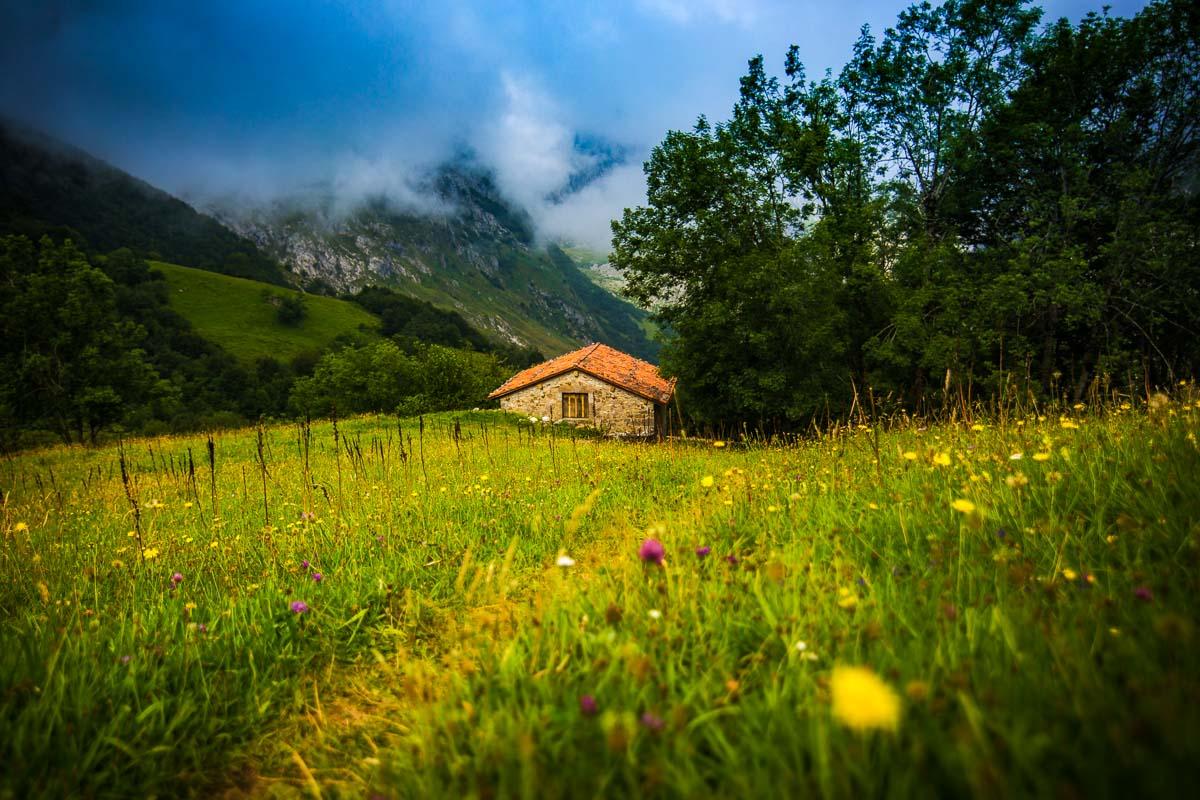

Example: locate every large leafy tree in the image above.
[0,236,157,443]
[614,0,1199,425]
[972,1,1200,393]
[613,55,886,422]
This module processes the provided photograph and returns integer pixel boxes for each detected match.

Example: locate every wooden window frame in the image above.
[561,392,589,419]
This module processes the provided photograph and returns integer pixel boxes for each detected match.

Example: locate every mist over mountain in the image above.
[0,121,288,285]
[0,118,654,359]
[207,151,655,359]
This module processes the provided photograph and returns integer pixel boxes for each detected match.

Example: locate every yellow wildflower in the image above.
[700,475,714,488]
[830,665,901,732]
[1005,473,1028,489]
[902,451,918,461]
[713,440,726,448]
[1032,452,1051,462]
[951,499,976,514]
[971,424,985,432]
[1062,568,1078,581]
[13,521,29,533]
[37,581,50,604]
[933,452,952,466]
[142,547,160,561]
[837,587,858,610]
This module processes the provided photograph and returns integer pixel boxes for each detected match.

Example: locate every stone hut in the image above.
[488,343,676,437]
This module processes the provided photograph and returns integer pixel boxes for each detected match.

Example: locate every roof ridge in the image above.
[577,342,604,368]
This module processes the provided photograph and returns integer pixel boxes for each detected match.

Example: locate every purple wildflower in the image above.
[638,539,665,565]
[300,511,315,523]
[695,545,711,558]
[170,572,183,586]
[301,560,310,570]
[290,600,309,614]
[119,654,132,665]
[640,712,665,731]
[724,555,739,565]
[1134,586,1154,602]
[996,528,1008,539]
[579,695,599,716]
[311,572,323,583]
[197,623,207,633]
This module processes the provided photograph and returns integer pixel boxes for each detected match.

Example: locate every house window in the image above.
[562,392,588,419]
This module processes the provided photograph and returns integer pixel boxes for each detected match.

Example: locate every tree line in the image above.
[612,0,1199,424]
[0,236,529,448]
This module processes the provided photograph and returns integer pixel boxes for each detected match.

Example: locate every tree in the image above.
[613,0,1199,426]
[0,236,158,443]
[288,341,507,418]
[275,292,308,326]
[612,52,887,422]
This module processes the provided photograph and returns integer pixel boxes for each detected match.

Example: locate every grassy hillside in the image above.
[221,168,659,361]
[3,398,1199,796]
[151,261,379,364]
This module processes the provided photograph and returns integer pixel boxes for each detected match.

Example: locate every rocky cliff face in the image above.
[210,165,655,359]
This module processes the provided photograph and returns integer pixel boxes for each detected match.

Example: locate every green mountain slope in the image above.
[150,261,379,364]
[0,123,656,360]
[215,168,658,360]
[0,122,289,285]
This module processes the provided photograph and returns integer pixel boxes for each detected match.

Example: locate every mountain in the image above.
[0,121,289,285]
[211,164,657,359]
[0,122,656,360]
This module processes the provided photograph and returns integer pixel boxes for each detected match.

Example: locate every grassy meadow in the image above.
[152,261,380,364]
[2,398,1199,798]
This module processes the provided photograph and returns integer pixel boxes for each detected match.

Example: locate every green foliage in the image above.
[0,236,157,443]
[289,341,509,417]
[0,238,329,446]
[348,285,542,367]
[614,0,1200,424]
[272,291,308,327]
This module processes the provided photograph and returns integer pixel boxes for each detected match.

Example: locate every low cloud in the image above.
[537,163,646,253]
[476,74,603,211]
[474,72,643,253]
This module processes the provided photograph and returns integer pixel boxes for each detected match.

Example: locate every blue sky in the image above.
[0,0,1150,247]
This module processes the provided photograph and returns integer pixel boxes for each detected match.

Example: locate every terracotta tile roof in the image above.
[488,343,676,404]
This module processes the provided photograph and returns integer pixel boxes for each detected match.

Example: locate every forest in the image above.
[0,238,533,448]
[613,0,1199,423]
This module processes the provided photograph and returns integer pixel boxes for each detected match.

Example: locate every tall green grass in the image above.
[1,399,1198,797]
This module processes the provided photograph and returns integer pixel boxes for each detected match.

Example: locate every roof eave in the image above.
[489,366,674,405]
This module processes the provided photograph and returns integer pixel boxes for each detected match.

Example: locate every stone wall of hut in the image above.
[498,369,658,436]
